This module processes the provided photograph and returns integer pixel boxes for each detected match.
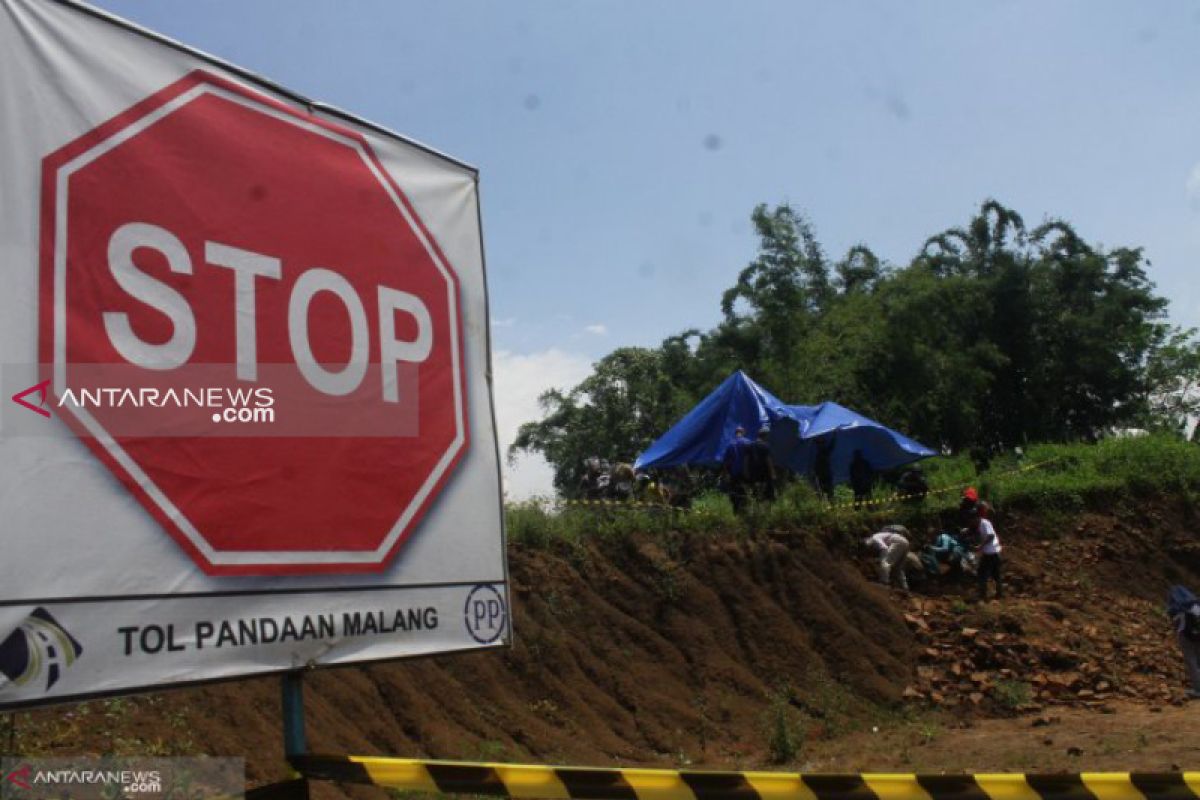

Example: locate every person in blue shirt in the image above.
[1167,585,1200,700]
[919,530,972,577]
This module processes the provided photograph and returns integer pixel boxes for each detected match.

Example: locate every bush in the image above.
[993,679,1032,710]
[991,435,1200,511]
[504,435,1200,548]
[764,689,805,764]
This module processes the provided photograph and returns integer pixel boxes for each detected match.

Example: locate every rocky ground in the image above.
[900,508,1199,714]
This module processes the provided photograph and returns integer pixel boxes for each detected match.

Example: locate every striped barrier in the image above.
[827,458,1064,513]
[556,459,1062,516]
[290,755,1200,800]
[561,498,685,512]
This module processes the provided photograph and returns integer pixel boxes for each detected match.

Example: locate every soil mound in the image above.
[11,496,1200,792]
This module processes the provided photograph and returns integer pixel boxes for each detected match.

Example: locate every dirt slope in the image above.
[9,496,1200,792]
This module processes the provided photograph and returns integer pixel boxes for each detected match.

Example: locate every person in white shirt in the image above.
[862,526,910,591]
[969,507,1003,600]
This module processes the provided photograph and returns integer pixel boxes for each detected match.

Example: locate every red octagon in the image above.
[39,70,468,575]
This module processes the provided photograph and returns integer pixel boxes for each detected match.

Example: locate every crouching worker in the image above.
[920,530,971,577]
[863,525,910,591]
[1167,585,1200,700]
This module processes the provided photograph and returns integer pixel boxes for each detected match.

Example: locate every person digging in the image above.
[863,525,911,592]
[967,504,1003,601]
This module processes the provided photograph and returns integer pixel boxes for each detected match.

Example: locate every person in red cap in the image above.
[967,506,1003,600]
[960,486,980,526]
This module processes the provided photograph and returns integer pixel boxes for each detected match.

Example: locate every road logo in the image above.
[0,608,83,692]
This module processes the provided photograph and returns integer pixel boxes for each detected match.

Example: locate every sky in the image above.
[89,0,1200,498]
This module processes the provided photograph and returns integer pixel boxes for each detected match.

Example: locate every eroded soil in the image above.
[7,498,1200,796]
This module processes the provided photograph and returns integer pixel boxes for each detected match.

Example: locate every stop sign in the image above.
[39,70,468,575]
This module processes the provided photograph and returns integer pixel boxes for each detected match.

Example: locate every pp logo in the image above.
[463,585,507,644]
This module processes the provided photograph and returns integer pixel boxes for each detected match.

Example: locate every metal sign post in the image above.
[281,672,308,758]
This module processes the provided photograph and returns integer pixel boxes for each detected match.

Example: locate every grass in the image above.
[505,434,1200,549]
[6,695,198,757]
[763,686,805,765]
[988,435,1200,510]
[993,679,1032,710]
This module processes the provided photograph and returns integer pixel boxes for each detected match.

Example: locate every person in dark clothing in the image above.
[578,457,605,499]
[849,449,874,506]
[1167,585,1200,700]
[959,486,980,524]
[813,437,834,501]
[722,426,754,513]
[747,426,777,502]
[897,464,929,503]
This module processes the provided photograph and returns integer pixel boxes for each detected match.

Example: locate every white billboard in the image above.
[0,0,509,709]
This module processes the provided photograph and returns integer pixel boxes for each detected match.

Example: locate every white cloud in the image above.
[491,316,517,328]
[492,348,592,499]
[1188,162,1200,210]
[584,323,608,336]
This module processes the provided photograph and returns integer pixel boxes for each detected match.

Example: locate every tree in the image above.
[717,204,832,397]
[1141,327,1200,435]
[834,244,884,294]
[513,200,1187,493]
[1021,228,1168,441]
[508,347,695,496]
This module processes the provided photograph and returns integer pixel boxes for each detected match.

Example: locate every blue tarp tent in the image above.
[634,371,935,483]
[769,402,936,485]
[633,371,791,469]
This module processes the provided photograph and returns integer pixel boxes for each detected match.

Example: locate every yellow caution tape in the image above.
[554,458,1061,516]
[289,755,1200,800]
[827,458,1063,513]
[560,498,687,512]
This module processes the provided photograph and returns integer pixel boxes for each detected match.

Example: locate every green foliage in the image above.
[504,436,1200,548]
[763,686,805,765]
[993,679,1032,710]
[514,199,1192,492]
[988,435,1200,510]
[1137,327,1200,435]
[508,347,697,496]
[505,499,564,549]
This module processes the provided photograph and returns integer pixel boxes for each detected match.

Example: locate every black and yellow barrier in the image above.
[291,755,1200,800]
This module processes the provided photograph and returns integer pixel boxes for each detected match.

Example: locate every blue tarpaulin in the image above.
[633,371,792,469]
[634,371,935,483]
[769,401,936,484]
